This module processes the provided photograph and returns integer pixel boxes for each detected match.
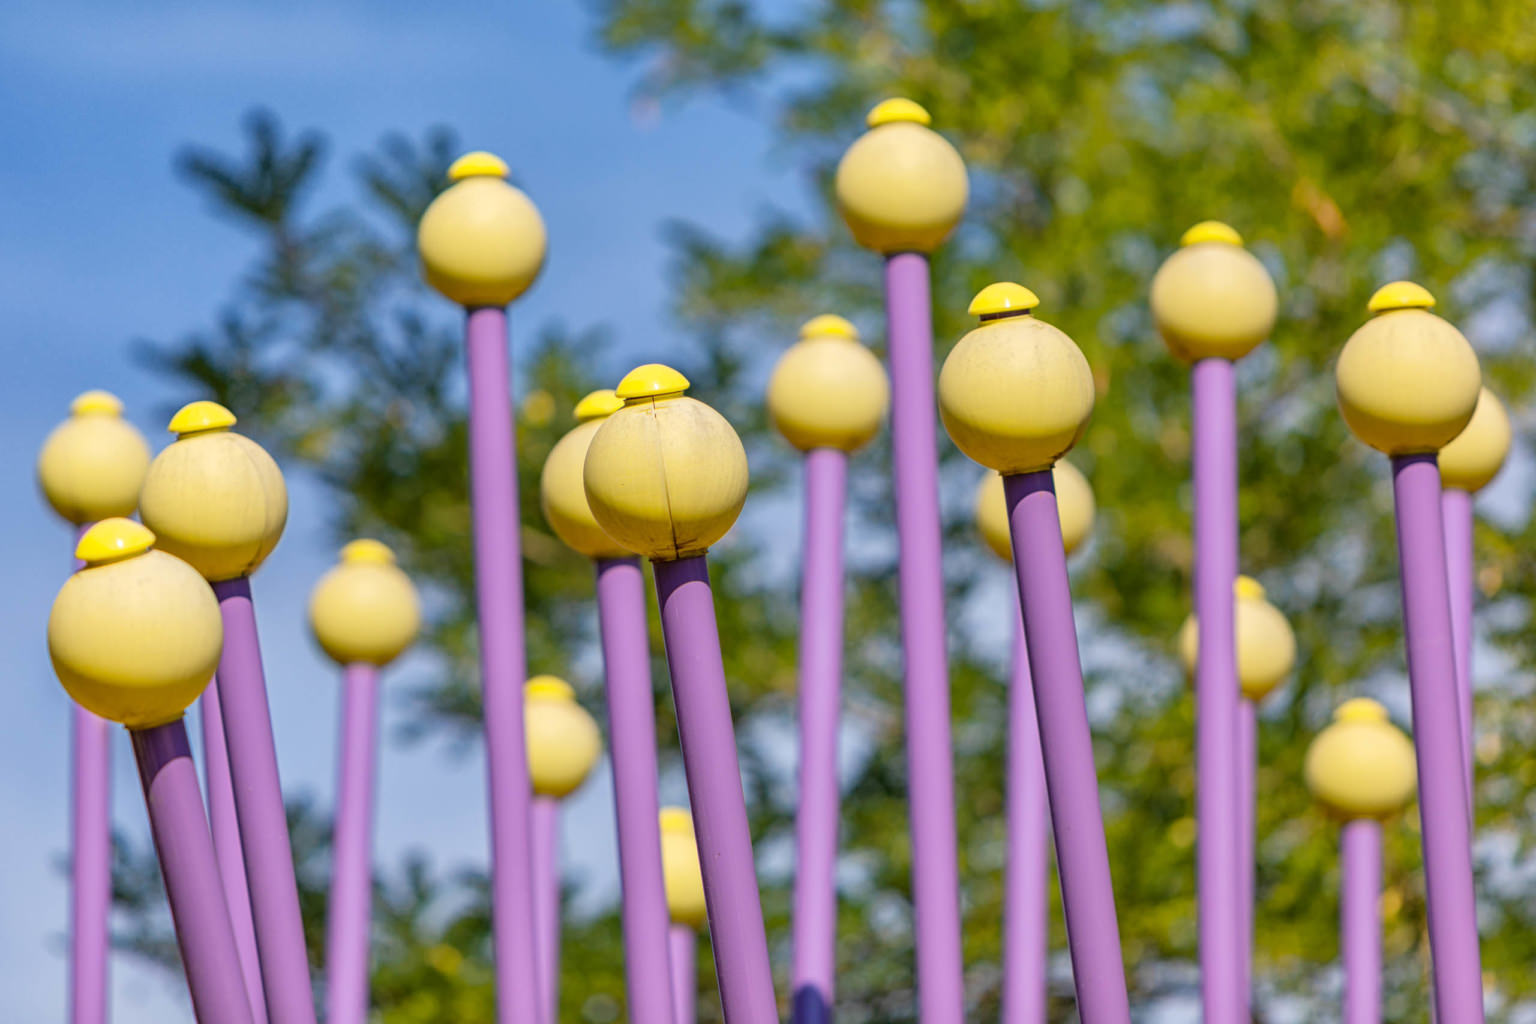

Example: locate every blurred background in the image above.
[6,1,1536,1021]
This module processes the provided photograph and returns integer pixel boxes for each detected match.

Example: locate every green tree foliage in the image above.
[114,2,1536,1019]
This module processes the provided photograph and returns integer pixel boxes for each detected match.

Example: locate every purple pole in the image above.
[594,557,677,1024]
[68,526,110,1024]
[882,251,965,1024]
[1442,487,1475,794]
[1002,605,1049,1024]
[792,448,848,1024]
[209,578,317,1024]
[1341,819,1382,1024]
[1002,471,1129,1022]
[532,797,561,1024]
[670,925,697,1024]
[130,719,257,1024]
[652,556,777,1024]
[200,687,267,1023]
[1238,698,1257,1012]
[463,305,543,1024]
[325,664,380,1024]
[1390,454,1484,1021]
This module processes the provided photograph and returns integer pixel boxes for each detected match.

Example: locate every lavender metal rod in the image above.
[1442,487,1475,793]
[1342,819,1382,1024]
[325,664,380,1024]
[1390,454,1484,1021]
[670,924,697,1024]
[131,719,256,1024]
[1238,697,1257,1012]
[1003,470,1129,1023]
[69,527,110,1024]
[1003,605,1049,1024]
[532,797,561,1024]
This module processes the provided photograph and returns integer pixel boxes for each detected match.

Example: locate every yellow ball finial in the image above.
[584,365,749,561]
[1335,283,1481,455]
[524,676,603,799]
[418,151,546,307]
[574,389,625,423]
[835,99,968,254]
[49,519,224,728]
[967,282,1041,320]
[768,315,890,453]
[37,391,151,525]
[1151,223,1277,362]
[659,807,707,928]
[139,404,288,582]
[1304,699,1417,819]
[308,539,420,667]
[1439,387,1512,493]
[974,460,1095,562]
[1177,576,1297,702]
[938,285,1095,475]
[540,398,635,560]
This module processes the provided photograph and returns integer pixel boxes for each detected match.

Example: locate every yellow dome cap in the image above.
[835,100,968,254]
[768,318,890,453]
[1151,225,1277,362]
[37,393,151,524]
[524,676,603,799]
[574,389,625,423]
[340,538,395,565]
[974,460,1095,562]
[1177,576,1297,702]
[309,539,420,667]
[1233,575,1265,601]
[1304,698,1417,819]
[799,314,859,342]
[418,152,546,307]
[1180,221,1243,247]
[168,400,237,436]
[1438,386,1511,493]
[616,364,691,403]
[659,807,707,928]
[867,98,932,127]
[448,151,510,181]
[71,390,124,417]
[968,282,1040,319]
[76,518,156,565]
[1367,281,1436,314]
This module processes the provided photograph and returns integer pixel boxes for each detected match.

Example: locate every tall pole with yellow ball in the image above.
[938,283,1129,1021]
[834,96,968,1024]
[975,460,1095,1024]
[418,149,548,1024]
[36,390,150,1024]
[1335,281,1485,1021]
[138,400,315,1024]
[766,314,889,1024]
[1437,386,1511,792]
[584,364,776,1024]
[660,808,708,1024]
[47,519,253,1024]
[1304,700,1417,1024]
[524,677,603,1024]
[1150,221,1277,1021]
[308,540,421,1024]
[540,388,677,1024]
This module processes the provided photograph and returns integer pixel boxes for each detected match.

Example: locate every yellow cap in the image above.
[526,674,574,700]
[968,282,1041,319]
[308,540,420,667]
[1180,221,1243,247]
[1178,576,1297,702]
[525,676,603,798]
[76,518,156,566]
[616,364,691,403]
[1304,698,1417,819]
[800,315,859,342]
[659,807,694,836]
[167,400,237,437]
[574,389,625,422]
[1234,575,1265,601]
[659,806,707,928]
[341,538,395,565]
[71,390,124,417]
[1335,697,1389,724]
[448,151,510,181]
[38,394,151,524]
[1440,387,1512,492]
[1367,281,1436,314]
[867,98,932,127]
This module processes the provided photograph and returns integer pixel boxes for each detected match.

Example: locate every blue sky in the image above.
[0,3,808,1019]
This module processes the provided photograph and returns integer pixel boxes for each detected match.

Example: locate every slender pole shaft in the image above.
[532,797,561,1024]
[69,525,110,1024]
[201,686,267,1023]
[792,448,848,1024]
[1003,603,1049,1024]
[1238,697,1257,1013]
[131,719,256,1024]
[670,925,697,1024]
[1442,487,1475,795]
[1191,357,1243,1021]
[882,251,964,1024]
[652,556,776,1024]
[325,664,380,1024]
[1390,454,1484,1021]
[464,305,542,1024]
[1003,471,1129,1023]
[210,578,317,1024]
[1342,819,1382,1024]
[594,557,677,1024]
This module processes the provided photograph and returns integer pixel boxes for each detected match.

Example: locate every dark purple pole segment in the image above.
[882,251,965,1024]
[200,687,267,1023]
[1238,698,1256,1013]
[1390,454,1484,1021]
[532,797,561,1024]
[1191,357,1243,1021]
[1003,605,1049,1024]
[70,705,110,1024]
[463,305,543,1024]
[594,556,677,1024]
[792,448,848,1024]
[325,664,380,1024]
[1341,819,1382,1024]
[210,578,317,1024]
[670,925,697,1024]
[652,556,777,1024]
[131,719,256,1024]
[1003,470,1129,1023]
[1442,487,1475,795]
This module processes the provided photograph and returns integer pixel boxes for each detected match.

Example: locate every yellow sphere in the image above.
[938,284,1095,474]
[834,99,968,254]
[49,518,224,729]
[1177,576,1297,702]
[37,391,152,525]
[539,390,633,560]
[974,459,1095,562]
[524,676,603,799]
[1439,386,1512,493]
[417,152,547,307]
[139,402,288,581]
[1336,283,1481,455]
[1149,223,1278,363]
[1304,698,1417,819]
[659,807,707,928]
[767,315,890,453]
[584,365,749,561]
[308,540,421,667]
